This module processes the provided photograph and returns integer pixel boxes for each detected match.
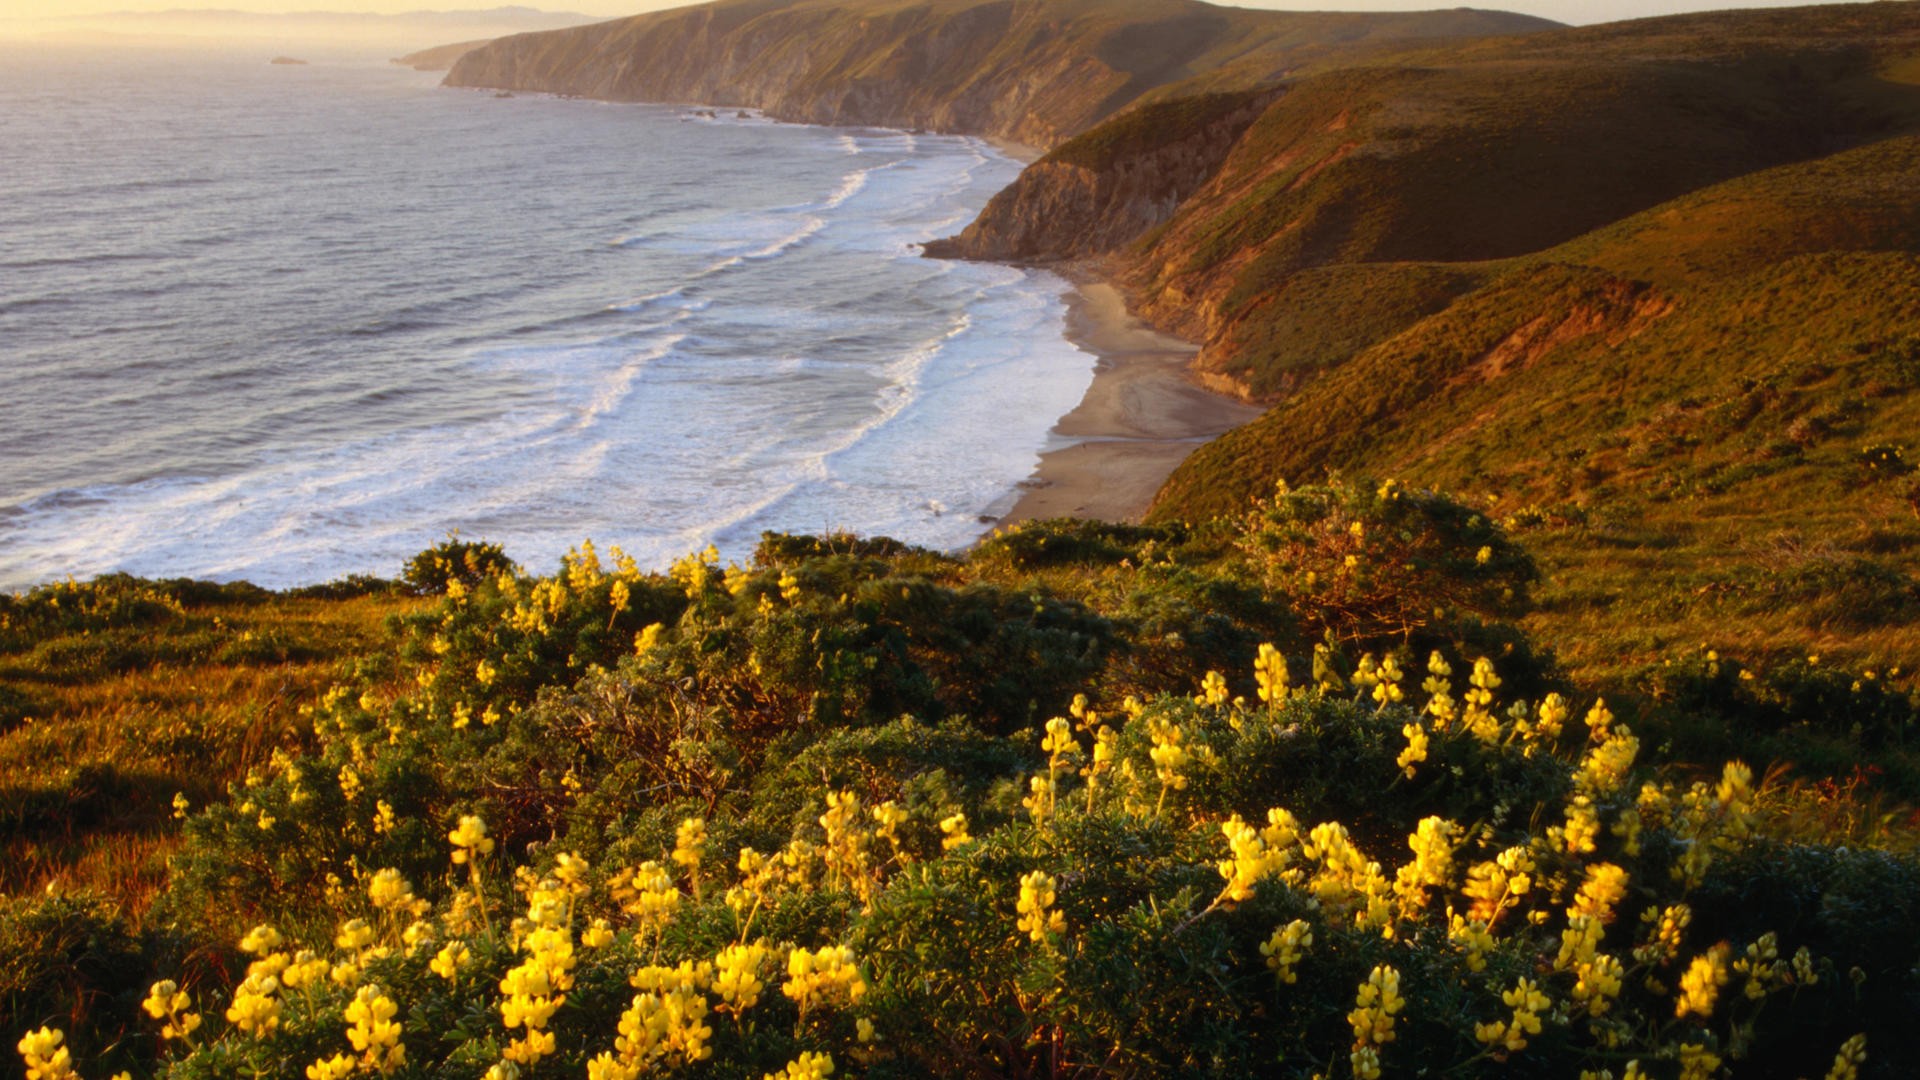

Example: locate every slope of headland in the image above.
[442,0,1557,149]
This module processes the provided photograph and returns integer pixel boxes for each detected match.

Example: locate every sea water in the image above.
[0,44,1093,590]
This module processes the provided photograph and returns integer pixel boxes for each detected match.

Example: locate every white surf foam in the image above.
[0,97,1085,591]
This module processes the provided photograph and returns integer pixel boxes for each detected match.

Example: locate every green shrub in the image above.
[399,536,517,596]
[1236,477,1536,644]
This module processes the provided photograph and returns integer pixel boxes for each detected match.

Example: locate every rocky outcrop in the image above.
[923,88,1278,261]
[443,0,1557,150]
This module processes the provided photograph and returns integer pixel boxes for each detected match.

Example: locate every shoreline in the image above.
[991,270,1263,527]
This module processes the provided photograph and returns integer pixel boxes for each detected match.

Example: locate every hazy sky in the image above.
[0,0,1882,28]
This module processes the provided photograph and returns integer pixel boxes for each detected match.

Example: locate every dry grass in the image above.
[0,590,416,915]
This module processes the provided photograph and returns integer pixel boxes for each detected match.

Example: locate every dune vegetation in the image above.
[4,490,1917,1078]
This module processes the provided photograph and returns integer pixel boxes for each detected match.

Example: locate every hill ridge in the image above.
[441,0,1558,149]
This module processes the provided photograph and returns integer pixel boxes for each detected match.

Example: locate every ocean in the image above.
[0,43,1094,591]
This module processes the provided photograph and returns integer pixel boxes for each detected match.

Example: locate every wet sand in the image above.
[996,279,1263,525]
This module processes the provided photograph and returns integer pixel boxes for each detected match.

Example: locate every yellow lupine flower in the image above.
[765,1051,835,1080]
[143,979,202,1042]
[1254,642,1289,705]
[450,814,494,863]
[1675,943,1731,1019]
[1147,715,1190,804]
[336,917,376,952]
[713,942,768,1010]
[1824,1034,1868,1080]
[634,622,665,655]
[1015,870,1066,942]
[1678,1042,1722,1080]
[1259,919,1313,983]
[306,1053,355,1080]
[582,918,617,949]
[17,1026,75,1080]
[1371,654,1405,707]
[1447,912,1495,972]
[238,923,283,955]
[1347,964,1404,1047]
[431,941,471,980]
[344,985,405,1073]
[1196,669,1229,707]
[1570,862,1630,924]
[1392,815,1459,907]
[939,812,971,850]
[1571,952,1625,1017]
[367,867,415,912]
[782,944,867,1017]
[1396,720,1429,778]
[225,974,282,1037]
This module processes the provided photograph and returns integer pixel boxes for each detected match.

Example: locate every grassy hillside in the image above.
[443,0,1556,149]
[0,577,414,909]
[1155,132,1920,684]
[882,3,1913,690]
[1123,2,1920,344]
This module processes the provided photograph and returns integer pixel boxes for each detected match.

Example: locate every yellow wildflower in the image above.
[939,812,970,850]
[1016,869,1066,942]
[225,973,282,1037]
[306,1054,355,1080]
[142,979,202,1042]
[1396,720,1428,778]
[1675,943,1731,1020]
[1347,964,1404,1048]
[450,814,495,863]
[1254,643,1289,705]
[345,984,406,1073]
[713,942,768,1011]
[17,1027,74,1080]
[1825,1034,1867,1080]
[1259,919,1313,983]
[765,1051,835,1080]
[431,942,471,980]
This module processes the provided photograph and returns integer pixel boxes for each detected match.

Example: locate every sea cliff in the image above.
[442,0,1555,150]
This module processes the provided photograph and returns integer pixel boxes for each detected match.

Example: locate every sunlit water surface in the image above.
[0,45,1091,588]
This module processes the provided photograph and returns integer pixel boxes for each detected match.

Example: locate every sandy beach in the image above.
[995,277,1263,525]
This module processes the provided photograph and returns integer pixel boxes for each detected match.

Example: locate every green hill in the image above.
[1155,133,1920,679]
[915,1,1920,681]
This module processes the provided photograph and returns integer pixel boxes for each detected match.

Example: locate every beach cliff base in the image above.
[996,280,1262,526]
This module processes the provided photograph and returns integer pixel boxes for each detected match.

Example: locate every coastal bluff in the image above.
[441,0,1555,150]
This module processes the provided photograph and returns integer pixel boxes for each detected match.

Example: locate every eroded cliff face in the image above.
[443,0,1557,150]
[922,89,1277,262]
